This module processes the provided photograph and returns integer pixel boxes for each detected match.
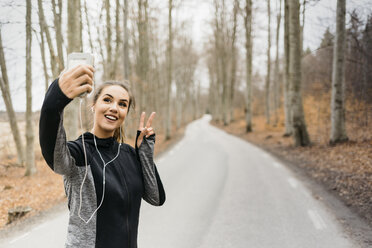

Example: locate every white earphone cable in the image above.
[78,98,121,224]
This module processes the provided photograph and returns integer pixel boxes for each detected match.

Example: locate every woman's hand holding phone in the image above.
[58,64,95,99]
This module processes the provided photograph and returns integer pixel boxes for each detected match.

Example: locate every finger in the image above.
[138,112,145,130]
[146,130,155,138]
[75,84,93,97]
[75,74,93,87]
[145,112,156,128]
[59,68,66,77]
[70,64,94,79]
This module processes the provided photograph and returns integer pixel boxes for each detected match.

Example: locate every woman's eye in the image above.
[119,102,127,107]
[103,98,111,103]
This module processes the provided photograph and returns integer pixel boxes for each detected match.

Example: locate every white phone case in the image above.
[67,53,94,97]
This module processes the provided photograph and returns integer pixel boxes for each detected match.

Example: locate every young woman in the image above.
[39,64,166,248]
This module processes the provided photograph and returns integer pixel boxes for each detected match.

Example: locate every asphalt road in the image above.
[0,115,358,248]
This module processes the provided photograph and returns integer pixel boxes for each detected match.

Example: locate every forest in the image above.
[0,0,371,236]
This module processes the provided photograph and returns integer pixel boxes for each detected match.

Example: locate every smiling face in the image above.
[91,85,130,138]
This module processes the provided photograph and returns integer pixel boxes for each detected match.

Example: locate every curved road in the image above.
[0,115,357,248]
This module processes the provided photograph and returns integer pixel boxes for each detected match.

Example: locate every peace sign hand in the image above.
[136,112,156,148]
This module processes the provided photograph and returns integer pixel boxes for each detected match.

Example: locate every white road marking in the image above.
[9,232,30,244]
[31,223,47,232]
[287,177,298,189]
[308,209,327,230]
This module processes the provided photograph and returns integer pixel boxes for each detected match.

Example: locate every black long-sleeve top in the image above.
[39,79,166,248]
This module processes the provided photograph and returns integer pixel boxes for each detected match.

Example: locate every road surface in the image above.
[0,115,358,248]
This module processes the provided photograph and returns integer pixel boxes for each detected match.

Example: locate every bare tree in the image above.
[265,0,272,124]
[244,0,253,132]
[273,0,282,126]
[83,0,94,53]
[165,0,173,140]
[64,0,82,140]
[52,0,64,72]
[105,0,113,78]
[136,0,150,112]
[25,0,36,176]
[0,29,25,165]
[112,0,121,79]
[288,0,310,146]
[123,0,130,79]
[283,0,292,136]
[34,27,49,93]
[229,0,239,123]
[38,0,58,78]
[330,0,348,144]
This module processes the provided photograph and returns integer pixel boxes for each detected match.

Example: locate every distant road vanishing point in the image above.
[0,115,357,248]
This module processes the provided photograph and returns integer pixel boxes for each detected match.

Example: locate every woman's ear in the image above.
[91,107,94,113]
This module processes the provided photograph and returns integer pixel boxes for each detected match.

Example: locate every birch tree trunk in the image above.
[265,0,272,124]
[288,0,310,146]
[0,30,25,165]
[283,0,292,136]
[330,0,348,144]
[25,0,36,176]
[165,0,173,140]
[244,0,253,132]
[273,0,282,126]
[64,0,82,140]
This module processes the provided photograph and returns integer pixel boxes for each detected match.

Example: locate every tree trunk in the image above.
[112,0,121,80]
[52,0,64,72]
[244,0,253,132]
[229,0,239,123]
[273,0,282,126]
[83,0,94,53]
[25,0,36,176]
[64,0,82,140]
[283,0,292,136]
[36,1,49,92]
[35,26,49,93]
[265,0,272,124]
[288,0,310,146]
[105,0,112,79]
[165,0,173,140]
[0,30,25,165]
[38,0,58,78]
[123,0,130,79]
[330,0,348,144]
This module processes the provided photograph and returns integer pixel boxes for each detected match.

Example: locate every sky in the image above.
[0,0,371,112]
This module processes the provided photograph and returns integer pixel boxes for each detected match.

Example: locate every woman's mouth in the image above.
[104,114,118,122]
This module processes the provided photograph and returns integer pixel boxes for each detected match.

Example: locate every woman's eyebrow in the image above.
[104,93,128,102]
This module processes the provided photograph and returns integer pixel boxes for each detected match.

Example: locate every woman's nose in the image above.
[109,102,118,113]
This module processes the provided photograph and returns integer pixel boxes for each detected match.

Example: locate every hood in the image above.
[77,132,117,148]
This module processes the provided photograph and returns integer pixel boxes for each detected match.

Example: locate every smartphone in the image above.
[67,53,94,97]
